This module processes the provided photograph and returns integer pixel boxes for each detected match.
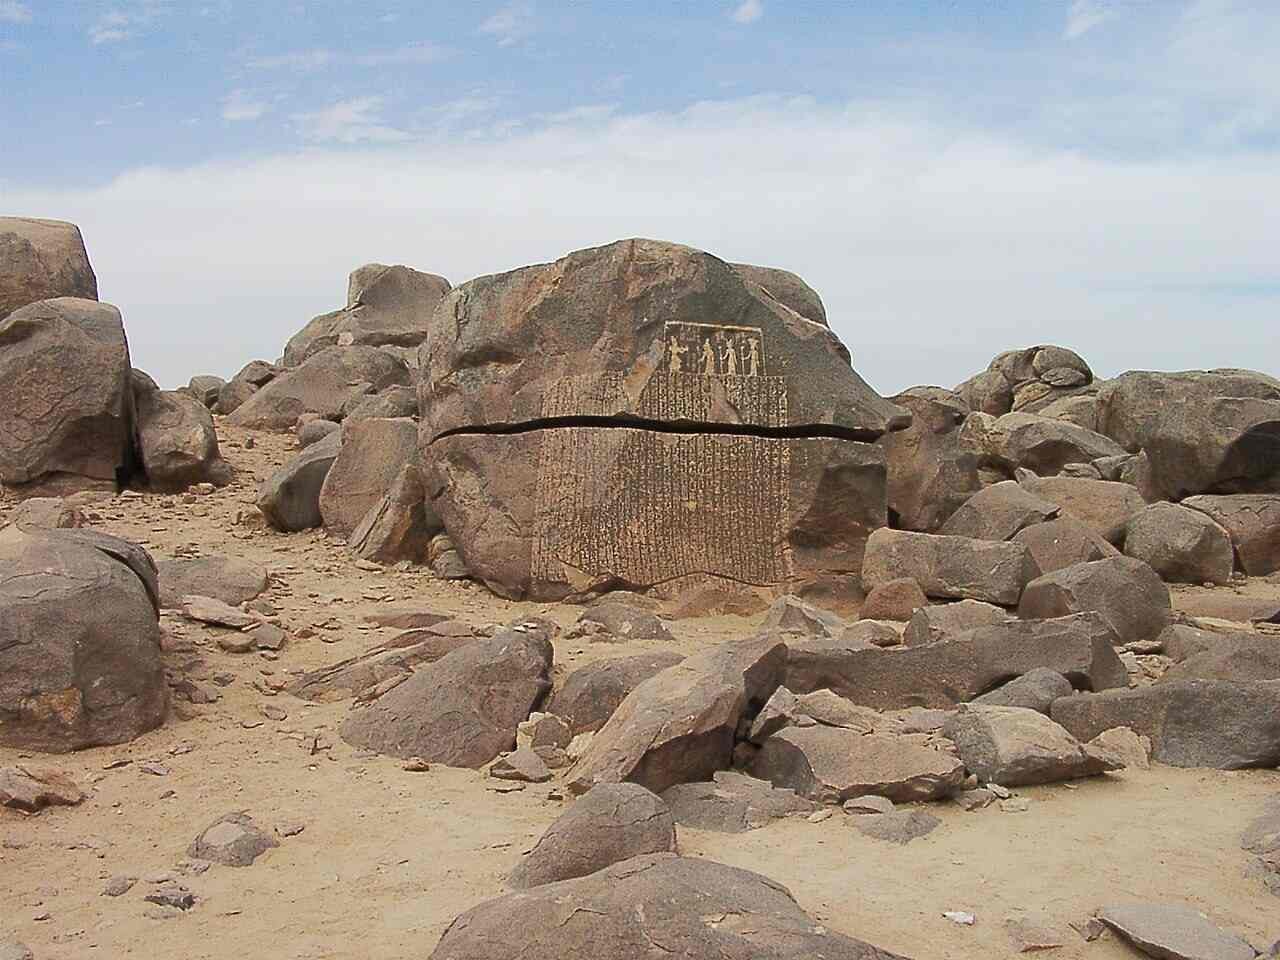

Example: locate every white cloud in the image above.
[9,94,1278,392]
[292,96,411,143]
[248,43,444,72]
[248,48,334,71]
[0,1,32,24]
[479,1,534,46]
[730,0,764,25]
[1065,0,1116,39]
[89,12,132,44]
[221,89,269,122]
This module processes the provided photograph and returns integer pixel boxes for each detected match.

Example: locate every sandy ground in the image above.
[2,421,1278,959]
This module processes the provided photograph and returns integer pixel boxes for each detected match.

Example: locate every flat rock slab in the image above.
[156,555,268,608]
[661,770,817,832]
[1097,903,1255,960]
[180,594,258,628]
[189,812,278,867]
[0,765,85,812]
[851,810,941,845]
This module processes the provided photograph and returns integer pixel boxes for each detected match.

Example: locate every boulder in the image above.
[0,526,166,752]
[942,704,1119,786]
[759,595,845,638]
[986,412,1126,476]
[1183,494,1280,576]
[339,623,554,766]
[956,346,1093,417]
[186,375,224,408]
[134,387,231,491]
[1096,903,1255,960]
[342,384,419,421]
[972,668,1072,714]
[286,627,475,703]
[1018,557,1171,645]
[490,746,552,782]
[188,812,278,867]
[1011,516,1119,574]
[420,238,908,601]
[1019,477,1146,544]
[256,431,342,532]
[297,418,339,447]
[0,217,97,319]
[662,770,817,832]
[544,651,686,735]
[567,636,786,795]
[155,554,267,609]
[1164,634,1280,683]
[430,853,908,960]
[181,594,258,628]
[786,612,1128,709]
[901,600,1011,647]
[283,263,450,367]
[877,390,980,532]
[937,481,1059,541]
[861,528,1040,606]
[318,417,421,541]
[4,497,87,531]
[566,600,674,642]
[731,262,828,326]
[508,783,676,889]
[860,578,927,622]
[750,726,964,803]
[214,378,257,415]
[1123,502,1234,584]
[228,346,410,430]
[1159,624,1221,662]
[0,764,85,812]
[1051,680,1280,768]
[348,464,439,564]
[0,298,137,488]
[1096,370,1280,500]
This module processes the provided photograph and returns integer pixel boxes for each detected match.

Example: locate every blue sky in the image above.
[3,1,1278,391]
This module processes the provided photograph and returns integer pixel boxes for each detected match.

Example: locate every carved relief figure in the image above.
[667,336,687,372]
[701,338,716,375]
[748,337,761,376]
[722,338,739,376]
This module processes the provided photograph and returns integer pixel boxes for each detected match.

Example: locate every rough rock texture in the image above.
[318,417,420,541]
[901,600,1011,647]
[1018,557,1171,645]
[759,595,845,638]
[298,418,340,448]
[861,578,928,622]
[286,627,475,703]
[1182,493,1280,576]
[544,651,686,736]
[938,481,1059,541]
[750,726,964,803]
[1097,903,1256,960]
[0,217,97,320]
[283,263,451,367]
[1019,477,1146,544]
[228,346,410,430]
[430,853,909,960]
[1096,370,1280,500]
[1241,797,1280,898]
[420,238,909,601]
[256,431,342,532]
[985,412,1127,476]
[0,764,85,812]
[861,528,1041,606]
[786,612,1127,709]
[214,360,278,415]
[1123,502,1235,584]
[348,464,439,564]
[4,497,87,532]
[567,636,786,795]
[852,810,942,845]
[730,262,828,326]
[1164,634,1280,683]
[340,624,553,765]
[0,526,166,752]
[567,600,674,643]
[972,668,1072,714]
[943,704,1119,786]
[134,387,230,491]
[507,783,676,889]
[661,770,817,832]
[188,812,279,867]
[342,384,419,421]
[156,554,267,609]
[877,390,980,532]
[1051,680,1280,769]
[957,345,1094,417]
[1012,516,1119,574]
[0,298,136,488]
[187,375,224,408]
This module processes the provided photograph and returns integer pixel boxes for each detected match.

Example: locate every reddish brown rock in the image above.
[0,764,86,812]
[1019,476,1146,544]
[1011,516,1119,574]
[861,528,1040,606]
[1122,501,1234,585]
[318,417,420,541]
[943,704,1120,786]
[0,217,97,320]
[861,578,928,622]
[877,390,980,532]
[348,463,440,564]
[938,480,1059,541]
[1182,493,1280,576]
[256,431,342,532]
[901,600,1011,647]
[1018,556,1172,644]
[731,262,828,326]
[133,387,231,491]
[544,652,686,735]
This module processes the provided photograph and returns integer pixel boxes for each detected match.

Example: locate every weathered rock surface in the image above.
[228,346,410,430]
[759,595,845,638]
[188,812,278,867]
[861,578,928,621]
[985,412,1126,476]
[750,726,964,803]
[286,626,475,703]
[661,770,817,832]
[1051,680,1280,768]
[0,217,97,320]
[339,624,553,766]
[567,636,786,795]
[0,298,136,488]
[1097,903,1255,960]
[187,375,224,408]
[256,431,342,532]
[430,853,909,960]
[0,526,166,752]
[343,383,420,421]
[4,497,88,531]
[1019,476,1146,544]
[1182,494,1280,576]
[420,238,908,600]
[731,262,828,326]
[877,390,980,532]
[957,345,1094,417]
[938,480,1059,541]
[348,464,439,564]
[156,554,268,609]
[544,651,685,735]
[972,668,1072,713]
[134,387,230,491]
[297,418,340,448]
[180,594,258,628]
[943,704,1119,786]
[508,783,676,888]
[1018,557,1171,645]
[852,810,942,845]
[1011,516,1119,574]
[901,600,1011,647]
[214,360,278,415]
[1123,502,1234,585]
[566,600,674,642]
[318,417,420,541]
[862,528,1040,605]
[786,612,1127,709]
[283,263,450,367]
[0,764,85,812]
[1164,634,1280,683]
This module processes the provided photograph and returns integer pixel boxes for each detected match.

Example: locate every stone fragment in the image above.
[1012,515,1121,575]
[955,788,994,811]
[348,464,439,564]
[517,713,571,751]
[566,601,674,642]
[861,578,928,622]
[939,481,1060,541]
[145,883,196,910]
[134,387,231,491]
[544,652,685,736]
[902,600,1011,647]
[943,705,1120,786]
[0,765,85,812]
[1087,727,1151,770]
[862,528,1040,605]
[972,668,1072,714]
[256,432,341,531]
[5,497,88,531]
[1004,918,1066,953]
[851,810,941,845]
[1123,502,1234,585]
[187,375,224,408]
[180,595,258,629]
[0,217,97,319]
[287,630,475,703]
[877,389,980,532]
[662,770,817,832]
[844,794,895,815]
[987,412,1127,475]
[1019,477,1147,544]
[297,418,339,448]
[1018,557,1172,645]
[103,875,137,897]
[1097,903,1255,960]
[508,783,676,889]
[490,747,551,783]
[156,554,268,609]
[188,811,278,867]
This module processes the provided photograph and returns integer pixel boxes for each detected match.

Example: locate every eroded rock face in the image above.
[256,432,342,532]
[731,262,828,326]
[1018,557,1172,645]
[861,528,1040,606]
[943,704,1119,786]
[0,217,98,320]
[419,238,908,601]
[134,387,231,491]
[877,390,980,532]
[318,417,420,541]
[1183,494,1280,576]
[0,298,137,489]
[348,464,440,564]
[0,527,166,752]
[188,812,278,867]
[1123,502,1234,585]
[1011,517,1119,574]
[544,651,686,735]
[956,346,1094,417]
[431,854,909,960]
[938,481,1059,542]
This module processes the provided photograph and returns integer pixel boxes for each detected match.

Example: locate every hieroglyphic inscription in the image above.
[530,323,794,587]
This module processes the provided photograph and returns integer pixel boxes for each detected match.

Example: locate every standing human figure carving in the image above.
[701,338,716,375]
[722,338,739,376]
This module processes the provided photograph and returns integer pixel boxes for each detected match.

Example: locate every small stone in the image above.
[807,809,833,823]
[1005,917,1066,952]
[943,911,976,926]
[853,810,941,844]
[1000,797,1031,813]
[955,788,995,811]
[276,821,305,837]
[181,595,259,629]
[487,780,525,793]
[248,623,287,651]
[490,747,552,783]
[259,704,288,721]
[138,762,170,777]
[401,757,431,772]
[144,883,196,910]
[216,632,257,654]
[988,783,1012,799]
[0,765,86,812]
[1069,917,1107,942]
[843,795,894,816]
[188,812,278,867]
[103,875,137,897]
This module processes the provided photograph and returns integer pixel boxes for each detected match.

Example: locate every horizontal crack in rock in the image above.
[429,414,880,445]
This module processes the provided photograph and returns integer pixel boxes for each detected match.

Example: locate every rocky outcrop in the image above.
[731,262,828,326]
[0,218,97,320]
[861,528,1040,606]
[956,345,1093,417]
[1018,557,1172,644]
[980,412,1126,476]
[348,464,440,564]
[214,360,279,415]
